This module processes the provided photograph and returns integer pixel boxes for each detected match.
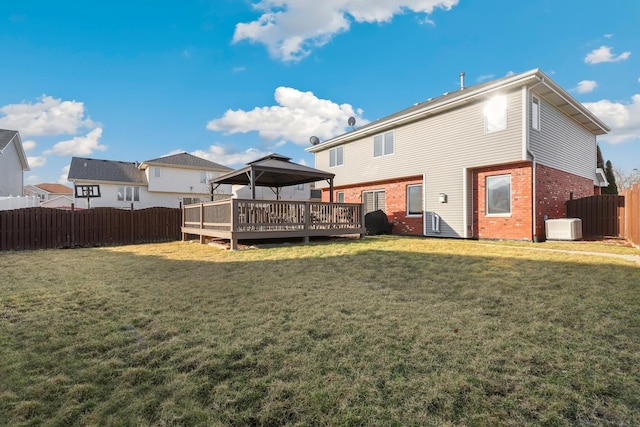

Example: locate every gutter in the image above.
[307,70,543,152]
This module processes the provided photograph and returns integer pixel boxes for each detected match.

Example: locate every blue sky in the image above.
[1,0,638,186]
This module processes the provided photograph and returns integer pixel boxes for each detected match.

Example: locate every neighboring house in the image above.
[24,183,73,203]
[0,129,29,197]
[67,153,233,209]
[307,69,610,241]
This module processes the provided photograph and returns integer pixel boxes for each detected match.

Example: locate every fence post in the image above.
[70,203,75,247]
[130,203,134,243]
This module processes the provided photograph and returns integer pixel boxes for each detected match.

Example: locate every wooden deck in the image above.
[181,199,366,250]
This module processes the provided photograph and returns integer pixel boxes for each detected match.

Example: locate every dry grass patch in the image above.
[1,236,639,426]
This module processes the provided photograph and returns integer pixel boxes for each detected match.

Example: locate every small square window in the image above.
[374,131,394,157]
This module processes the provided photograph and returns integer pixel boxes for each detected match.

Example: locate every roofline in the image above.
[307,69,609,152]
[68,178,148,187]
[139,161,232,172]
[1,131,30,171]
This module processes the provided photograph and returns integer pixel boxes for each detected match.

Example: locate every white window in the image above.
[374,131,394,157]
[294,183,305,190]
[336,191,344,203]
[486,175,511,215]
[330,146,344,167]
[200,171,207,184]
[117,186,141,202]
[532,95,541,131]
[484,95,507,133]
[363,190,386,214]
[407,185,423,216]
[154,167,161,178]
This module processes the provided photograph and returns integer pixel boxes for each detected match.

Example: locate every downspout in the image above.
[525,76,545,242]
[422,173,427,236]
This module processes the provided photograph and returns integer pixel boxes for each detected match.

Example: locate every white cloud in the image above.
[207,86,368,145]
[233,0,459,62]
[44,128,107,156]
[0,95,95,136]
[25,174,40,185]
[583,95,640,143]
[584,45,631,64]
[191,145,271,167]
[58,165,71,185]
[27,156,46,168]
[576,80,597,94]
[22,140,37,151]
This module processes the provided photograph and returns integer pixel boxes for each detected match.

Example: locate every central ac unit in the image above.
[545,218,582,240]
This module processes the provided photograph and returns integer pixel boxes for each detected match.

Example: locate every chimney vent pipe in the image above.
[460,72,465,90]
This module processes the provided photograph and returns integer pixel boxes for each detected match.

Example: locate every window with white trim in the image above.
[200,171,208,184]
[363,190,386,214]
[330,146,344,167]
[336,191,344,203]
[486,175,511,215]
[374,131,394,157]
[407,185,423,216]
[484,95,507,133]
[117,186,141,202]
[531,95,541,131]
[154,167,161,178]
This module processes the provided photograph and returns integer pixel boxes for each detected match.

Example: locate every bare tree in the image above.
[613,167,640,190]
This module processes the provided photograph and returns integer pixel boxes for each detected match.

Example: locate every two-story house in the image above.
[0,129,30,197]
[67,153,233,209]
[307,69,610,241]
[24,183,74,209]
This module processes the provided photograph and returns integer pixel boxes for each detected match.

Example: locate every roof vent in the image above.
[460,72,465,90]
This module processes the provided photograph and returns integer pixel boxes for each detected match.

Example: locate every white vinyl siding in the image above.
[313,89,523,238]
[529,95,597,181]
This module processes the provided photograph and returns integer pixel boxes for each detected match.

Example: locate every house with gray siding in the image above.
[0,129,30,197]
[307,69,610,241]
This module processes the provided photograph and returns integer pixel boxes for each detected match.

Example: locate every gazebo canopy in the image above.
[210,153,335,200]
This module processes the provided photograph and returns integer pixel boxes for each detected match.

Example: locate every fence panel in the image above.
[621,185,640,247]
[565,195,624,238]
[0,207,181,251]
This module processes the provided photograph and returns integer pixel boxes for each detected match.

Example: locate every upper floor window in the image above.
[200,171,208,184]
[484,95,507,133]
[374,131,394,157]
[407,184,423,216]
[330,146,344,167]
[154,167,161,178]
[486,175,511,215]
[531,95,541,131]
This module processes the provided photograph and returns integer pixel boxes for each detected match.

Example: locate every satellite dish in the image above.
[309,135,320,146]
[348,116,356,127]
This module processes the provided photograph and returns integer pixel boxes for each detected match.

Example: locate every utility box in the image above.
[545,218,583,241]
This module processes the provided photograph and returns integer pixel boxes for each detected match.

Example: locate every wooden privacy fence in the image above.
[566,195,624,238]
[0,207,181,251]
[620,184,640,247]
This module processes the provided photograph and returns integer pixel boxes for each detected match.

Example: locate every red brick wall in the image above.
[535,163,596,238]
[474,162,533,240]
[473,162,597,241]
[322,176,424,235]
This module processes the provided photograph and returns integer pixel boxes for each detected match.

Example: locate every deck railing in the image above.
[183,199,363,235]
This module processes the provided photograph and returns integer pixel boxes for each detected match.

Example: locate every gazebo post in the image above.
[250,168,256,199]
[328,178,334,203]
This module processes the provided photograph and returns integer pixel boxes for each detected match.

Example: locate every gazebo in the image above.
[209,153,336,201]
[181,154,365,249]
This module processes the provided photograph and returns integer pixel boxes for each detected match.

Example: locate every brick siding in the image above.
[322,176,424,235]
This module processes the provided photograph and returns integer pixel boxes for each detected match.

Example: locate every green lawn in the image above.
[1,236,639,426]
